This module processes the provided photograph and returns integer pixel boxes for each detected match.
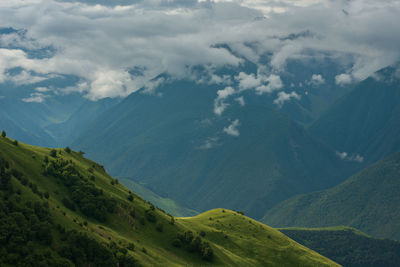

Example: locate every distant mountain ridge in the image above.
[310,66,400,165]
[280,226,400,267]
[263,151,400,240]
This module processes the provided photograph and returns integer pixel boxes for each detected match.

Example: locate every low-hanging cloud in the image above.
[223,119,240,137]
[336,151,364,163]
[307,74,325,87]
[335,73,353,86]
[214,86,235,115]
[273,91,301,107]
[0,0,399,100]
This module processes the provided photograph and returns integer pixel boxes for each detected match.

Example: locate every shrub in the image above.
[50,149,57,158]
[13,140,18,146]
[64,147,71,153]
[127,243,135,251]
[145,210,157,223]
[62,197,76,211]
[172,239,182,248]
[129,210,136,218]
[201,243,214,261]
[1,130,6,137]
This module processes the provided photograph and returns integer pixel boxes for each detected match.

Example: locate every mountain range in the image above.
[72,78,357,219]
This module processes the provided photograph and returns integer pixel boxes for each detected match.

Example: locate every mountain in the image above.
[73,79,356,219]
[0,135,338,266]
[44,97,120,146]
[0,72,119,148]
[310,66,400,165]
[263,151,400,240]
[280,227,400,267]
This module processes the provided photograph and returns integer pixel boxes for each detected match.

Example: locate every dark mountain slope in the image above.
[280,227,400,267]
[73,80,356,219]
[310,66,400,164]
[263,151,400,240]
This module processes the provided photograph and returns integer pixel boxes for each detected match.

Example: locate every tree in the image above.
[201,243,214,261]
[64,147,71,153]
[1,130,6,137]
[50,149,57,158]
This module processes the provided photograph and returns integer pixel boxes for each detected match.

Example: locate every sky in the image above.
[0,0,399,100]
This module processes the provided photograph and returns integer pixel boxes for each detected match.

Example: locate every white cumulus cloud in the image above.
[273,91,301,107]
[214,86,236,115]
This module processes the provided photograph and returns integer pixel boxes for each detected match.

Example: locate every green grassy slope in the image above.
[280,227,400,267]
[0,136,338,266]
[263,151,400,240]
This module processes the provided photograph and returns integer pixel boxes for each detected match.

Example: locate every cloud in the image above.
[273,91,300,107]
[35,86,51,92]
[255,74,283,94]
[199,136,220,149]
[214,86,235,115]
[223,119,240,137]
[235,96,245,106]
[22,92,49,103]
[307,74,325,87]
[235,72,262,91]
[0,0,399,100]
[336,151,364,163]
[235,72,283,95]
[335,73,353,86]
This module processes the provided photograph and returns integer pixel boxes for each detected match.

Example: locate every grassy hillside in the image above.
[280,227,400,267]
[310,66,400,165]
[0,135,338,266]
[263,151,400,240]
[73,80,356,219]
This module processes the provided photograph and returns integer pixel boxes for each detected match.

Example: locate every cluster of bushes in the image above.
[0,194,139,266]
[59,230,140,267]
[0,194,57,266]
[42,158,116,222]
[172,231,214,261]
[1,154,140,266]
[0,158,11,191]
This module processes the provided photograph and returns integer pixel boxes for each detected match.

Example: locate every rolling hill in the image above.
[263,151,400,240]
[310,66,400,165]
[0,134,339,266]
[72,79,356,219]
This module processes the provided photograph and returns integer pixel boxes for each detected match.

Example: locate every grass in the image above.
[0,136,339,266]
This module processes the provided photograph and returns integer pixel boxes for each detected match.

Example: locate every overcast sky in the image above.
[0,0,399,100]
